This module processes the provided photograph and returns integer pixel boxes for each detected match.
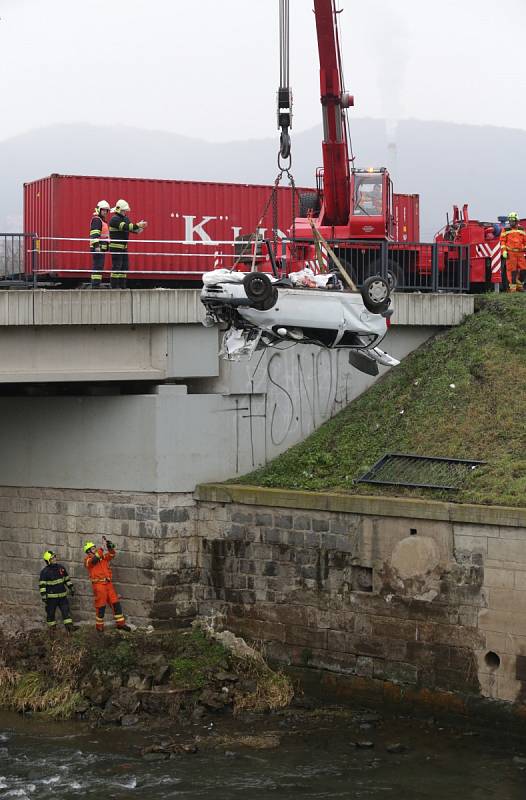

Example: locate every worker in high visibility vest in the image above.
[108,199,148,289]
[83,537,131,632]
[89,200,111,288]
[500,212,526,292]
[39,550,77,634]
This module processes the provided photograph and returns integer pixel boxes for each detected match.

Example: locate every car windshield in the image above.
[354,176,383,215]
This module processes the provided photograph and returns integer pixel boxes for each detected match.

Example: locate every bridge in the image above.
[0,289,474,491]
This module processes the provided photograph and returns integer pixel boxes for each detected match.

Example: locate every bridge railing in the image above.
[0,233,38,282]
[1,232,473,293]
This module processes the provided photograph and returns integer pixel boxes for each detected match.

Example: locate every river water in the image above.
[1,705,525,799]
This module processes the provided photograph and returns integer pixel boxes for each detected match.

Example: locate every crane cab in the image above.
[349,168,394,240]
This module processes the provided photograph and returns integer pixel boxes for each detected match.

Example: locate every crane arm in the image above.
[314,0,353,226]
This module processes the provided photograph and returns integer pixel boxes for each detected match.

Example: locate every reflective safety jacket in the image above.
[500,226,526,255]
[84,547,116,583]
[109,212,142,252]
[39,563,74,602]
[90,213,110,251]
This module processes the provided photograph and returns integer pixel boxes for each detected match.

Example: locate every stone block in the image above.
[255,513,272,527]
[312,518,330,532]
[488,538,526,565]
[479,608,526,637]
[261,528,282,545]
[293,515,312,530]
[372,617,417,642]
[383,660,418,686]
[304,531,321,548]
[284,625,328,650]
[355,656,374,678]
[275,514,293,530]
[230,510,253,525]
[513,572,526,591]
[484,567,515,589]
[488,588,526,612]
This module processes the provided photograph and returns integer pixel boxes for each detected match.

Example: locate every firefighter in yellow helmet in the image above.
[83,537,131,632]
[39,550,77,634]
[108,199,148,289]
[500,213,526,292]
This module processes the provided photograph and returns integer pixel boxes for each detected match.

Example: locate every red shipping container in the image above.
[23,174,310,282]
[393,193,420,242]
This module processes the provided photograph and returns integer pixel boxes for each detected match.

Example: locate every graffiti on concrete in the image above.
[228,346,356,472]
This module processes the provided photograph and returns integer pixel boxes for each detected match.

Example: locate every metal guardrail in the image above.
[1,232,472,293]
[0,233,37,283]
[285,237,471,293]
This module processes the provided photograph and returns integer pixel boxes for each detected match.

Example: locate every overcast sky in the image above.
[1,0,526,144]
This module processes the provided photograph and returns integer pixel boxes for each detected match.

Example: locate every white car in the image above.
[200,268,399,373]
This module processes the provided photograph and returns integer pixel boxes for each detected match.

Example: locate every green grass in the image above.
[169,629,229,690]
[237,295,526,506]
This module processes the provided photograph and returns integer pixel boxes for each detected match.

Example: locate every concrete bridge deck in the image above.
[0,288,474,327]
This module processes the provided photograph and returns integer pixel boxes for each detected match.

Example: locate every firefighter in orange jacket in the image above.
[83,537,131,632]
[500,212,526,292]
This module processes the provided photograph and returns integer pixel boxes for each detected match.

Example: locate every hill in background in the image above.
[1,119,526,239]
[237,295,526,507]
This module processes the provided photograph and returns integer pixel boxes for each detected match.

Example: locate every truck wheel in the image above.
[298,192,321,218]
[243,272,274,304]
[361,275,391,313]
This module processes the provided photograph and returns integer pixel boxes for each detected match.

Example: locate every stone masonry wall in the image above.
[3,481,526,710]
[0,487,198,631]
[195,487,526,707]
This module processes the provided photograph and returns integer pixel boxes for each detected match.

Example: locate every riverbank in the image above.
[0,625,293,725]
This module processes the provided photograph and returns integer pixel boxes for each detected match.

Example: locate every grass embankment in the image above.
[238,295,526,506]
[0,627,293,720]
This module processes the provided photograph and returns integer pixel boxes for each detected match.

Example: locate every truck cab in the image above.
[348,168,394,240]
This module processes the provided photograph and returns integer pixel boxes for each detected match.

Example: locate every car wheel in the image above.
[243,272,274,305]
[386,261,403,292]
[361,275,391,313]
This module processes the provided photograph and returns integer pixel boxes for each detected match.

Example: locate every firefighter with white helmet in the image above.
[108,199,148,289]
[89,200,111,288]
[500,212,526,292]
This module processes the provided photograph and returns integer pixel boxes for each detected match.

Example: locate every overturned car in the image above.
[200,268,399,375]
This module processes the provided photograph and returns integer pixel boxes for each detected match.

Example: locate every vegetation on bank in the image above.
[238,295,526,506]
[0,627,293,721]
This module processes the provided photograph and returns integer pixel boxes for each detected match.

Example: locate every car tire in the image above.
[243,272,274,305]
[361,275,391,313]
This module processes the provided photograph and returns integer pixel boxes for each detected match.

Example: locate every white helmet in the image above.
[113,199,130,213]
[96,200,110,212]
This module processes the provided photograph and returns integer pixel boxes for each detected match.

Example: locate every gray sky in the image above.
[1,0,526,144]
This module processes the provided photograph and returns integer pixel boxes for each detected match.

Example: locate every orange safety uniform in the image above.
[500,226,526,291]
[84,545,127,631]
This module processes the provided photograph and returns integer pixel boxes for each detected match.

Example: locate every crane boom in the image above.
[314,0,353,226]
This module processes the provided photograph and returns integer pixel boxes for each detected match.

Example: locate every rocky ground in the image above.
[0,624,294,731]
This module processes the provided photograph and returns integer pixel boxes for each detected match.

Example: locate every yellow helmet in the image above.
[112,199,130,214]
[508,212,519,221]
[43,550,56,563]
[83,541,96,553]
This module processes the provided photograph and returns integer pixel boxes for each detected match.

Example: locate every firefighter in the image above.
[89,200,111,288]
[500,212,526,292]
[39,550,76,634]
[83,537,131,632]
[108,199,147,288]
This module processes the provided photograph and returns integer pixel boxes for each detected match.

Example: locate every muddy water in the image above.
[1,706,525,799]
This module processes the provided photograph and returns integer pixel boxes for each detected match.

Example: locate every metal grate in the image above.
[355,453,486,491]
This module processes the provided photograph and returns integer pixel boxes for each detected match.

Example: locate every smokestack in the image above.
[385,119,398,181]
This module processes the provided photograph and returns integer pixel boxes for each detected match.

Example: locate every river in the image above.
[1,704,525,799]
